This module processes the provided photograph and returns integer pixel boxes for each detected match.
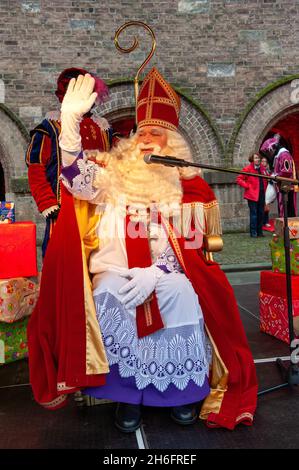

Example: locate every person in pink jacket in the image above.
[236,153,268,237]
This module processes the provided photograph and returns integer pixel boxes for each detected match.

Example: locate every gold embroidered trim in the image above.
[42,394,67,409]
[144,301,153,327]
[138,119,177,132]
[153,68,180,113]
[25,133,35,164]
[236,412,254,423]
[38,134,45,164]
[147,71,155,120]
[182,201,218,209]
[57,382,77,392]
[162,218,187,271]
[203,200,219,209]
[102,130,110,152]
[138,96,180,116]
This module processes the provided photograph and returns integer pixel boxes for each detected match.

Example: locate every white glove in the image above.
[118,266,164,310]
[59,74,98,153]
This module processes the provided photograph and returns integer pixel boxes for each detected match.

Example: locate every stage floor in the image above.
[1,281,298,450]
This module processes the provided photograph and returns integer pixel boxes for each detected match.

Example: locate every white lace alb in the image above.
[94,292,210,393]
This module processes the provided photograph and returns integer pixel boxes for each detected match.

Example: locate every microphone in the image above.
[144,154,190,167]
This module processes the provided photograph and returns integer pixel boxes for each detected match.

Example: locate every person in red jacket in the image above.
[236,153,268,237]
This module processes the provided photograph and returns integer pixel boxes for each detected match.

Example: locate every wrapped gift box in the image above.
[0,201,15,223]
[0,316,29,365]
[0,278,39,323]
[269,234,299,275]
[260,271,299,343]
[274,217,299,239]
[0,222,37,279]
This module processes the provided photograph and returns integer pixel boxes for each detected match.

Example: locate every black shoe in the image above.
[257,233,265,237]
[170,404,198,425]
[115,403,142,433]
[250,233,257,238]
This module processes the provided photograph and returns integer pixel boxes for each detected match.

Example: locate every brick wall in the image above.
[1,0,298,138]
[0,0,298,235]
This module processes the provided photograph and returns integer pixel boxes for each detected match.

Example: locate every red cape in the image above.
[178,177,257,428]
[27,186,105,409]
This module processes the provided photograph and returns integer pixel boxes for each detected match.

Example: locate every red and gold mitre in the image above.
[136,67,180,131]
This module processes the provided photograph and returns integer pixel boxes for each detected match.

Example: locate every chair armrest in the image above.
[203,235,223,262]
[203,235,223,253]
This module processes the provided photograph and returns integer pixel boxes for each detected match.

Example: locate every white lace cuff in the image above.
[42,205,59,219]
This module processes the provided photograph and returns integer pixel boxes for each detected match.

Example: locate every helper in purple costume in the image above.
[260,133,297,217]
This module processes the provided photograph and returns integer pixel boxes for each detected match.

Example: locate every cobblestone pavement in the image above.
[213,230,273,266]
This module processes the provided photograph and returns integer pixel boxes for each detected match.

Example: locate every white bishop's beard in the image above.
[106,142,183,212]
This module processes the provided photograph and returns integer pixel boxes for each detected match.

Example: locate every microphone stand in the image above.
[147,155,299,394]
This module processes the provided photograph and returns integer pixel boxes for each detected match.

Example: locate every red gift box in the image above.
[260,271,299,343]
[260,270,299,297]
[0,222,37,279]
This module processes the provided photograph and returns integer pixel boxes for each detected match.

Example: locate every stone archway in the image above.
[228,79,299,231]
[100,82,223,165]
[260,112,299,168]
[0,104,29,196]
[231,79,299,167]
[0,105,39,227]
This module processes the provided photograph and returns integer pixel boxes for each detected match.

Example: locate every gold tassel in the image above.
[203,201,222,236]
[193,202,205,236]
